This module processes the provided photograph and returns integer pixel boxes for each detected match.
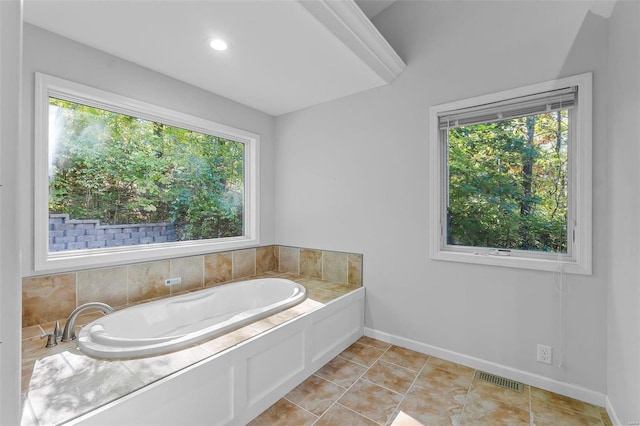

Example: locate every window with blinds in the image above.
[429,73,592,274]
[438,86,577,130]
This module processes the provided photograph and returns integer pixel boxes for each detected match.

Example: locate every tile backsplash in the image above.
[22,245,363,327]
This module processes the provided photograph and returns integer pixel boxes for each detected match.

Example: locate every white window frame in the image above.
[34,73,260,272]
[429,73,592,274]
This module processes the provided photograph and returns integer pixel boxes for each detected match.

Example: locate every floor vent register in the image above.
[474,370,524,393]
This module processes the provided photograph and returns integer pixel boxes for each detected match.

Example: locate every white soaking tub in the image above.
[77,278,306,359]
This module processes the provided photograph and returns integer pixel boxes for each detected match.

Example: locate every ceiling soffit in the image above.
[23,0,405,116]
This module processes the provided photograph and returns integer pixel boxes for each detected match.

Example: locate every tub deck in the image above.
[20,273,363,426]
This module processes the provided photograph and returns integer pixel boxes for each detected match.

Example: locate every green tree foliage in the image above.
[48,98,244,240]
[447,110,568,253]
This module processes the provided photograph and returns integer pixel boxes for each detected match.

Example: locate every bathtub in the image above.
[68,286,364,425]
[77,277,306,359]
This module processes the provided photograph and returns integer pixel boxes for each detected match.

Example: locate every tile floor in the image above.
[250,336,613,426]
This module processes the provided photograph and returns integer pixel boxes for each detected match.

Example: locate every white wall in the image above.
[607,1,640,423]
[0,1,23,424]
[20,24,277,277]
[275,0,611,397]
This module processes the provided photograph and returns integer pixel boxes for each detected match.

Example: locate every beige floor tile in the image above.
[467,378,530,411]
[252,339,609,426]
[380,346,429,371]
[314,356,367,388]
[397,382,466,423]
[390,410,430,425]
[248,398,317,426]
[315,403,379,426]
[363,360,418,394]
[285,375,345,416]
[531,387,601,419]
[340,341,385,367]
[415,364,474,391]
[358,335,392,351]
[531,399,603,426]
[459,392,530,425]
[338,379,402,425]
[426,357,475,376]
[393,408,461,426]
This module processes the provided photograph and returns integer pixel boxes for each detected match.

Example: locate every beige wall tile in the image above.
[256,246,277,273]
[169,256,204,293]
[22,274,76,327]
[22,246,363,329]
[322,251,348,283]
[300,249,322,278]
[78,267,128,308]
[233,248,256,279]
[127,261,170,304]
[348,254,363,286]
[278,246,299,274]
[205,252,233,286]
[273,246,280,272]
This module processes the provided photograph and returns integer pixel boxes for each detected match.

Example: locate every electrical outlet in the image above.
[164,277,182,286]
[537,344,552,364]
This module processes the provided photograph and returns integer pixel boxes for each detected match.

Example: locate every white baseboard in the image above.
[364,327,607,407]
[605,396,623,426]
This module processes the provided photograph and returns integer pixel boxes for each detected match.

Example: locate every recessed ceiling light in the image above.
[209,38,228,51]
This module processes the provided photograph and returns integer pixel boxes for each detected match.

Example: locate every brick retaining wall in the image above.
[49,214,177,252]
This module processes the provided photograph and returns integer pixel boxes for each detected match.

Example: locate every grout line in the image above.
[455,367,478,425]
[385,356,431,426]
[231,251,235,281]
[281,396,319,421]
[276,338,605,426]
[335,402,383,425]
[529,383,534,425]
[125,264,130,305]
[358,376,404,396]
[310,341,391,425]
[75,271,79,308]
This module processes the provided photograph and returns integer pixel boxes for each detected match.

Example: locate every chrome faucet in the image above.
[61,302,114,342]
[40,321,62,348]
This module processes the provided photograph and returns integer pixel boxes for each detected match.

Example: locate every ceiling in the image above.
[23,0,403,116]
[355,0,396,19]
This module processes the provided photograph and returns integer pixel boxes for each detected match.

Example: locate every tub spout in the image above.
[61,302,114,342]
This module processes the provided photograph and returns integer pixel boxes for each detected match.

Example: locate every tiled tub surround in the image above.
[21,245,363,425]
[22,245,363,327]
[21,273,364,425]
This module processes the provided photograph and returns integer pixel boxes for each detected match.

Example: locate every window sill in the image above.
[35,237,260,274]
[431,249,591,275]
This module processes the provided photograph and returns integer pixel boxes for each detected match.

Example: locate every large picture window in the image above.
[429,73,592,274]
[35,73,259,271]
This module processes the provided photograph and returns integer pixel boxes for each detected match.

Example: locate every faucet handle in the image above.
[40,332,58,348]
[53,320,62,339]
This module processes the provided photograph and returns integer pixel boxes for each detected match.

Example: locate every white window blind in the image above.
[438,86,577,130]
